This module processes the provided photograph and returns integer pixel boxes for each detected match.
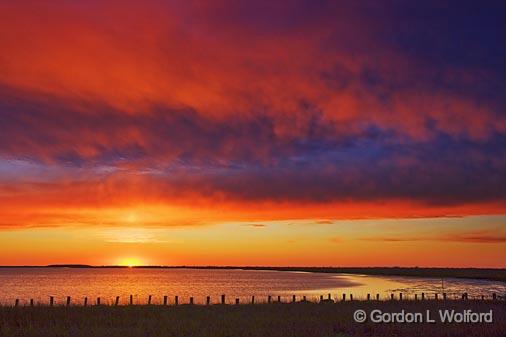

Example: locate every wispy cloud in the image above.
[360,230,506,244]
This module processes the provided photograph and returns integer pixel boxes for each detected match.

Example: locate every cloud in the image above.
[0,1,505,229]
[361,230,506,244]
[247,224,267,228]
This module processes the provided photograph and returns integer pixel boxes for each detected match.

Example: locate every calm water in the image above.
[0,268,504,305]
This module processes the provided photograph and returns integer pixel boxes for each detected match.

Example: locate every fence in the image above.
[5,292,504,307]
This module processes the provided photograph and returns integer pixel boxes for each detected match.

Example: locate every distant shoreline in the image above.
[0,265,505,282]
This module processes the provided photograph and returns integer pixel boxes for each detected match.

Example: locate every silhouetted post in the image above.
[148,295,152,305]
[320,295,323,302]
[164,296,168,305]
[175,296,179,305]
[189,297,194,305]
[30,299,34,307]
[390,293,394,300]
[276,295,280,302]
[399,293,403,301]
[415,294,418,300]
[481,295,485,300]
[252,296,255,304]
[268,295,271,303]
[342,294,346,301]
[15,299,19,307]
[84,297,88,307]
[493,293,497,301]
[367,294,370,301]
[421,293,425,300]
[376,294,379,301]
[49,296,54,306]
[303,296,307,302]
[115,296,120,306]
[206,296,210,305]
[435,293,438,300]
[328,293,331,300]
[350,294,353,301]
[235,298,239,305]
[96,297,100,305]
[292,295,296,303]
[221,295,225,305]
[66,296,71,306]
[443,293,447,300]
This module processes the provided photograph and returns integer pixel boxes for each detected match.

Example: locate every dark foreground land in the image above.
[1,301,504,337]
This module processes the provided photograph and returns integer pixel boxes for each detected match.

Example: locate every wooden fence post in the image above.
[367,294,370,301]
[96,297,100,306]
[399,293,403,301]
[148,295,152,305]
[390,293,394,300]
[15,299,19,307]
[221,294,225,305]
[30,299,34,306]
[376,294,379,301]
[235,298,239,305]
[252,296,255,304]
[130,295,133,305]
[443,293,447,300]
[84,297,88,307]
[50,296,54,306]
[175,296,179,305]
[435,293,438,300]
[421,293,425,300]
[268,295,271,303]
[115,296,120,306]
[66,296,71,306]
[292,295,296,303]
[190,297,194,305]
[319,295,323,302]
[303,296,307,302]
[350,294,353,301]
[342,294,346,301]
[206,296,210,305]
[415,294,418,300]
[328,293,331,300]
[164,296,168,305]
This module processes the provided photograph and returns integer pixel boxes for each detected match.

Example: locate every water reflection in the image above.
[0,268,503,305]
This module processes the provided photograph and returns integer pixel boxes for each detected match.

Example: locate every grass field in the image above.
[0,300,504,337]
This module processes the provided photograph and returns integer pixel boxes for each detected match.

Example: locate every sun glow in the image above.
[118,257,143,267]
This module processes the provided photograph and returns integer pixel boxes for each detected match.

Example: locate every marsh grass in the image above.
[0,300,504,337]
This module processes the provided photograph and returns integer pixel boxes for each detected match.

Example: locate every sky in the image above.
[0,1,505,267]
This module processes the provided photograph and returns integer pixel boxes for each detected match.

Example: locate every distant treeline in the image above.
[1,265,504,282]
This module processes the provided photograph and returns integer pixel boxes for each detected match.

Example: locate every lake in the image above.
[0,268,504,305]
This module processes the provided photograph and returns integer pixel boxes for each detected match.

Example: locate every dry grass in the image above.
[0,300,504,337]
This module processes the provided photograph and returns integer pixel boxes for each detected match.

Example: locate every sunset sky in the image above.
[0,1,505,267]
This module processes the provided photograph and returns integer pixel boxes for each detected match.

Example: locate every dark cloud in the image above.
[0,0,505,215]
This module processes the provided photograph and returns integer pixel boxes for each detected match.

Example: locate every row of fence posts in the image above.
[11,292,500,306]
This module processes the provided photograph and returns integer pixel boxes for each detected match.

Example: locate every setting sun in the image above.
[118,257,143,267]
